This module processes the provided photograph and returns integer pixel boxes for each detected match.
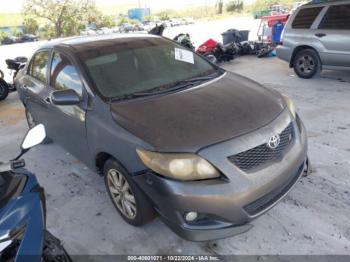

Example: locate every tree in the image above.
[158,12,170,21]
[226,0,243,12]
[0,31,8,42]
[95,15,116,28]
[23,0,96,37]
[217,0,224,14]
[12,28,23,37]
[143,16,154,23]
[23,18,39,34]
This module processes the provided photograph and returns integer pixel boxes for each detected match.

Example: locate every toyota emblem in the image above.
[267,135,280,149]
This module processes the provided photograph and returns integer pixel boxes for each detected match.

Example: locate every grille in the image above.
[243,163,304,216]
[228,122,294,172]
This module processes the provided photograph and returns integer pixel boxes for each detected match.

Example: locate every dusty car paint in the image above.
[16,34,308,241]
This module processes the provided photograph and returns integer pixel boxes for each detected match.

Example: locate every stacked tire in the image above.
[0,75,9,101]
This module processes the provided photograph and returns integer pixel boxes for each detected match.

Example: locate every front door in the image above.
[315,4,350,67]
[46,51,88,161]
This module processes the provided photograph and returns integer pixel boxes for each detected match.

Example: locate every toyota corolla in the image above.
[16,34,309,241]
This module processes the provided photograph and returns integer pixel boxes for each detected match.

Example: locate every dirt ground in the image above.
[0,55,349,258]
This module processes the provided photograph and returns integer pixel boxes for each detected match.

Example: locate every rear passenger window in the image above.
[50,52,83,96]
[29,51,50,83]
[292,7,323,29]
[319,4,350,29]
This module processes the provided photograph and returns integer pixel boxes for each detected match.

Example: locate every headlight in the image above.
[136,149,220,181]
[282,95,296,118]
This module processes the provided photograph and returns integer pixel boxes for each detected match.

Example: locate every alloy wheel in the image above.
[297,55,315,75]
[106,169,137,219]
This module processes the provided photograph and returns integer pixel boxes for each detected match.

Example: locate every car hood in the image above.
[110,72,285,152]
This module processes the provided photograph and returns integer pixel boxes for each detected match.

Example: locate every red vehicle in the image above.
[196,38,218,55]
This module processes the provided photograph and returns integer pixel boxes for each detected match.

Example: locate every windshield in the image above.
[79,37,218,99]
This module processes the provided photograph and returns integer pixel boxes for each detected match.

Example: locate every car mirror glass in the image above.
[51,89,80,106]
[21,124,46,150]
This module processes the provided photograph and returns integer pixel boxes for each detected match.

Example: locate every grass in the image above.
[0,13,23,27]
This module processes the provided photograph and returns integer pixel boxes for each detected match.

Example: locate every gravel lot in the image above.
[0,17,349,258]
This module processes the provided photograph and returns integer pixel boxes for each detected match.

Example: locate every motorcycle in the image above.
[0,124,71,262]
[148,23,166,36]
[196,39,239,63]
[173,33,195,50]
[0,57,27,101]
[149,24,195,50]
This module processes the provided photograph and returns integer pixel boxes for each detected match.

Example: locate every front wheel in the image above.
[0,79,9,101]
[293,49,320,79]
[42,230,72,262]
[104,158,156,226]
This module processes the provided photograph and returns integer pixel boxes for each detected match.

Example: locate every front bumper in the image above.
[134,110,308,241]
[276,45,292,64]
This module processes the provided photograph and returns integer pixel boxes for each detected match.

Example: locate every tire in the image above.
[0,70,4,79]
[42,230,72,262]
[104,158,156,226]
[25,108,53,144]
[293,49,320,79]
[0,78,9,101]
[205,53,217,64]
[257,46,274,58]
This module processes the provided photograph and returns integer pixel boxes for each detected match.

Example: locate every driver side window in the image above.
[50,52,83,96]
[29,51,50,83]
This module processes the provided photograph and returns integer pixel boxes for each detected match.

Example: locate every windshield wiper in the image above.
[127,82,196,97]
[132,73,221,96]
[180,75,219,83]
[111,71,223,102]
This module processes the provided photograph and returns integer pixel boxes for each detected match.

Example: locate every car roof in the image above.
[304,0,350,7]
[39,33,160,51]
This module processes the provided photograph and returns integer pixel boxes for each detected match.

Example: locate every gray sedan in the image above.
[16,34,308,241]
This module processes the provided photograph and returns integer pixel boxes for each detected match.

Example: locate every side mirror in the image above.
[51,89,80,106]
[22,124,46,150]
[13,124,46,161]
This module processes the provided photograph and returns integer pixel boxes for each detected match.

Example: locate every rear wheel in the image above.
[0,78,9,101]
[104,158,155,226]
[293,49,320,79]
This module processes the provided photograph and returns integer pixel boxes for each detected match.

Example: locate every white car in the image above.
[112,26,121,33]
[80,29,96,36]
[97,27,113,35]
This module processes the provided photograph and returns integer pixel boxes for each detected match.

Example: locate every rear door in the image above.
[46,50,89,160]
[287,6,324,51]
[23,50,52,128]
[315,3,350,67]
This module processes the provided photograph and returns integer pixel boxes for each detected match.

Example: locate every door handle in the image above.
[22,84,28,90]
[44,97,51,104]
[315,33,326,38]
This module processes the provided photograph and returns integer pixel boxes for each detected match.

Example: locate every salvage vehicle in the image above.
[19,34,39,43]
[1,36,18,45]
[277,0,350,78]
[0,57,27,101]
[0,124,71,261]
[16,34,309,241]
